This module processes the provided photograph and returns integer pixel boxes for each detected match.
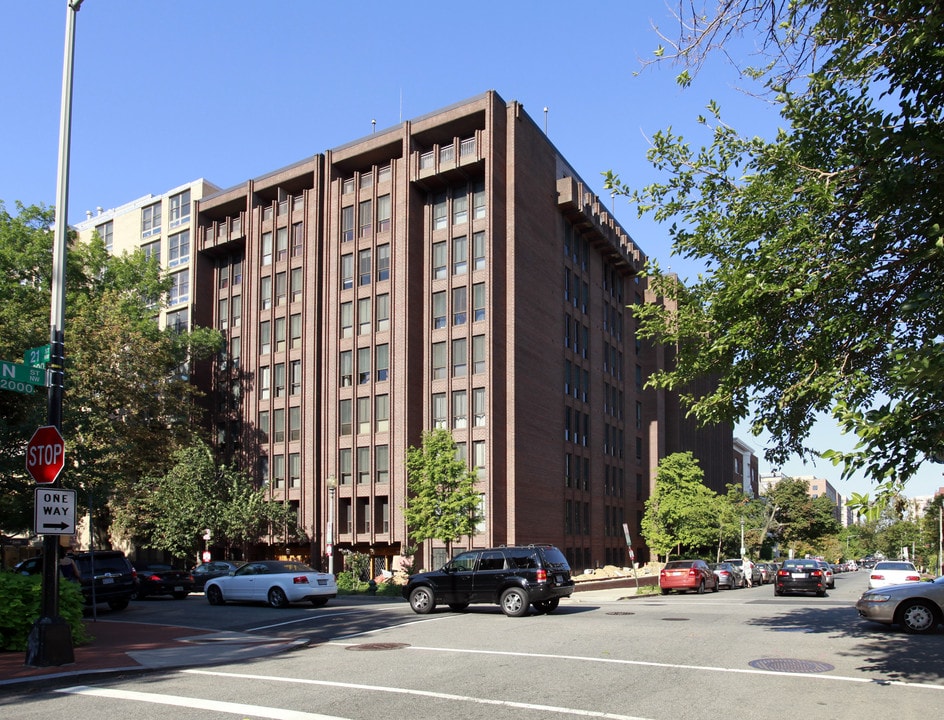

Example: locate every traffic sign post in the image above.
[26,426,66,485]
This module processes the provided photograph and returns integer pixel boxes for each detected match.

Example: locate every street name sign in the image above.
[34,487,76,535]
[24,344,51,367]
[0,359,47,395]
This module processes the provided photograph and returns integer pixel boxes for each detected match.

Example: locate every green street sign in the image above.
[0,359,47,395]
[24,344,51,367]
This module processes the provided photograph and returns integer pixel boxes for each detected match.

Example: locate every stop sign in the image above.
[26,425,65,484]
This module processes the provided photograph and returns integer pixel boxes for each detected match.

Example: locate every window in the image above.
[357,447,370,484]
[261,231,272,266]
[275,317,286,352]
[276,227,288,262]
[169,189,191,228]
[167,308,188,333]
[275,271,287,306]
[358,248,371,286]
[473,180,485,219]
[376,445,389,484]
[432,341,447,379]
[142,203,161,237]
[452,286,467,325]
[290,313,301,349]
[289,452,300,488]
[232,294,241,328]
[358,199,372,237]
[273,362,285,397]
[359,171,373,189]
[473,440,486,470]
[218,298,228,330]
[97,220,113,252]
[378,165,391,183]
[258,410,269,443]
[473,231,486,270]
[168,230,189,267]
[432,241,447,280]
[452,390,467,429]
[340,350,353,386]
[341,253,353,290]
[272,454,285,488]
[376,293,390,332]
[473,283,485,321]
[233,259,242,286]
[453,188,468,225]
[433,192,447,230]
[260,275,272,310]
[339,399,352,435]
[432,393,447,428]
[358,297,371,335]
[453,235,467,275]
[376,243,390,281]
[472,335,485,374]
[259,365,270,400]
[473,387,486,427]
[169,270,189,305]
[377,194,391,233]
[440,144,455,164]
[143,240,161,264]
[357,396,371,434]
[339,448,352,485]
[376,343,389,381]
[376,394,389,433]
[452,337,467,377]
[219,263,230,289]
[273,408,285,443]
[341,206,354,242]
[343,177,355,194]
[358,347,370,384]
[290,360,301,396]
[340,302,353,338]
[291,267,303,303]
[432,291,447,329]
[291,222,304,257]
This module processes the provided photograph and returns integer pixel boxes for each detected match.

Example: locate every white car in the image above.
[868,560,921,589]
[205,560,337,608]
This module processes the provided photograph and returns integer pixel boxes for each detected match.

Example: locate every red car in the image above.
[660,559,720,594]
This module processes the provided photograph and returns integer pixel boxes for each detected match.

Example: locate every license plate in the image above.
[792,573,808,579]
[102,577,113,584]
[556,574,564,583]
[174,586,183,592]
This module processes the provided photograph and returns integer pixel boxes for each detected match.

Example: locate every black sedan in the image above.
[133,563,194,600]
[190,560,246,590]
[774,559,827,597]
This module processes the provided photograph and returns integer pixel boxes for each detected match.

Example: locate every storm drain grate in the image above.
[749,658,835,673]
[346,643,410,651]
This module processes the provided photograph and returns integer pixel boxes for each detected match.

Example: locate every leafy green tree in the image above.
[762,476,841,554]
[642,452,719,560]
[605,1,944,497]
[404,428,482,556]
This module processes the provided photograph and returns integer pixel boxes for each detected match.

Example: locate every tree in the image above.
[605,2,944,497]
[404,428,482,556]
[641,452,719,560]
[762,476,840,554]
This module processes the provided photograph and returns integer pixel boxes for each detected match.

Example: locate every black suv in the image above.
[12,550,137,611]
[403,545,574,617]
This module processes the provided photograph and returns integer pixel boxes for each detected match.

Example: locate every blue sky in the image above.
[2,1,940,499]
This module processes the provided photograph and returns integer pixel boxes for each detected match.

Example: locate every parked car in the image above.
[13,550,137,611]
[204,560,337,608]
[709,562,743,590]
[403,544,574,617]
[133,563,194,600]
[190,560,246,590]
[724,558,762,587]
[857,576,944,634]
[814,559,835,589]
[774,558,827,597]
[660,559,719,594]
[868,560,922,589]
[756,563,774,584]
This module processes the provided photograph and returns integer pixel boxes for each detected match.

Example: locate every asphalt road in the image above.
[5,570,944,720]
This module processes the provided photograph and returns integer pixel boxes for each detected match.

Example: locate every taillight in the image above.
[777,569,789,577]
[146,574,162,582]
[292,576,309,585]
[689,568,698,577]
[906,575,921,581]
[536,569,547,582]
[811,570,822,577]
[871,574,883,580]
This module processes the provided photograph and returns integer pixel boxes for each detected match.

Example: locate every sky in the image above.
[2,1,941,500]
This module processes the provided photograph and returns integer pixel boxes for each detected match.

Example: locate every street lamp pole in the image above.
[326,475,336,575]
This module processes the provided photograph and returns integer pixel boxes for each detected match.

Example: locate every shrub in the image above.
[0,572,89,652]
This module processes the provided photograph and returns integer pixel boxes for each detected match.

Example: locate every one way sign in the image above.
[34,487,76,536]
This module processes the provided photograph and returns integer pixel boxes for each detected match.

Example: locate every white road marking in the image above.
[185,669,654,720]
[55,685,343,720]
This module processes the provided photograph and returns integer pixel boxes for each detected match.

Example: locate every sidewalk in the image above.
[0,618,306,688]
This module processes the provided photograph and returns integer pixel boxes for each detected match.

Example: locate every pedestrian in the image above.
[743,557,753,587]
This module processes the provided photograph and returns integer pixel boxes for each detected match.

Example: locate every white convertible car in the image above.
[205,560,337,608]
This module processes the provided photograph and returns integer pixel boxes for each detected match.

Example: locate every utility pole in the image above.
[25,0,83,667]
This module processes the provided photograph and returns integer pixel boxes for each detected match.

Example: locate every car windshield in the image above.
[665,561,694,569]
[876,562,915,571]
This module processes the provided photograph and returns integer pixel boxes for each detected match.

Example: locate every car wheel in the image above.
[107,599,129,611]
[774,587,782,596]
[409,586,436,614]
[311,597,329,608]
[711,581,719,592]
[696,581,705,595]
[898,599,939,634]
[172,592,189,600]
[268,587,289,608]
[816,589,827,597]
[533,598,560,614]
[448,602,470,611]
[206,585,225,606]
[661,588,670,595]
[500,587,530,617]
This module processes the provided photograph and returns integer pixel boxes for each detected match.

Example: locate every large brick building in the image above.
[190,91,732,574]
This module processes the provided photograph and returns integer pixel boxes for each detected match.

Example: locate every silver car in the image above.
[856,576,944,634]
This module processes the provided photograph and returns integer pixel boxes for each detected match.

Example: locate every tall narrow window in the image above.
[357,396,371,434]
[473,282,486,321]
[432,292,447,329]
[340,302,353,338]
[341,254,353,290]
[432,241,447,279]
[273,408,285,443]
[168,230,189,267]
[232,294,241,328]
[275,271,286,305]
[473,179,486,219]
[453,235,467,275]
[291,222,304,257]
[260,275,272,310]
[377,194,391,233]
[340,350,353,386]
[261,231,272,266]
[339,399,352,435]
[273,362,285,397]
[357,447,370,483]
[289,452,300,488]
[274,317,286,352]
[260,366,270,400]
[433,192,447,230]
[472,335,485,374]
[341,205,354,242]
[339,447,352,485]
[452,337,467,377]
[358,248,371,286]
[376,293,390,332]
[289,406,301,442]
[452,390,468,429]
[258,410,269,443]
[357,297,371,335]
[169,189,190,227]
[290,267,303,303]
[473,387,486,427]
[453,188,468,225]
[376,343,389,381]
[358,199,372,237]
[276,227,288,262]
[259,321,271,355]
[432,341,447,380]
[452,286,467,325]
[375,394,389,432]
[290,313,301,349]
[358,347,370,384]
[290,359,301,395]
[473,231,486,270]
[432,393,447,428]
[376,445,389,484]
[376,243,390,281]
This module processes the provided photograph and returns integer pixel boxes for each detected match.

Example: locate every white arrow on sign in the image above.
[34,487,76,536]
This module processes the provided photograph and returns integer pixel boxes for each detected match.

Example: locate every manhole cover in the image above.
[661,617,689,622]
[749,658,834,673]
[606,611,635,616]
[346,643,410,651]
